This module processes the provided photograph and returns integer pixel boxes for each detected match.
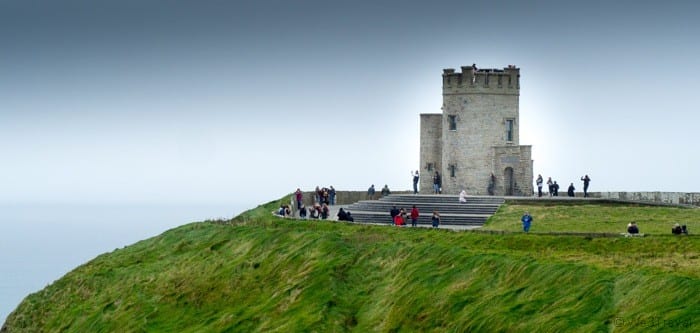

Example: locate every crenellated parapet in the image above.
[442,65,519,94]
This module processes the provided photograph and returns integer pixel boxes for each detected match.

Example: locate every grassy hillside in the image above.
[484,202,700,235]
[3,199,699,332]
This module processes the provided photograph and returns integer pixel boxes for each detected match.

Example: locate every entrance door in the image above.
[504,167,514,196]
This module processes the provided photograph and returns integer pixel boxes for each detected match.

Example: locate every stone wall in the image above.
[493,145,533,196]
[419,114,443,194]
[593,192,700,207]
[299,191,413,206]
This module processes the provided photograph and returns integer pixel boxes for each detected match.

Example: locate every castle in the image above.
[419,64,533,196]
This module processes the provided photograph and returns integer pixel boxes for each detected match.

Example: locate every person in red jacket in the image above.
[410,205,420,227]
[394,208,406,226]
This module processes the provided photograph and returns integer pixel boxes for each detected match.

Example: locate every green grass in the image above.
[484,202,700,235]
[3,200,700,332]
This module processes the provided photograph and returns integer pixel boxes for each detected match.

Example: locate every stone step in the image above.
[345,202,498,215]
[336,194,504,227]
[376,194,504,205]
[347,211,489,226]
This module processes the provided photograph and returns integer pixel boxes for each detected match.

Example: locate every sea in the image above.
[0,203,246,325]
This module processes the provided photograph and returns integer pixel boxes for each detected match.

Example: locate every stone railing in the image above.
[591,192,700,207]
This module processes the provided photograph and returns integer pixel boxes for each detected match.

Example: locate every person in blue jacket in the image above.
[521,211,533,232]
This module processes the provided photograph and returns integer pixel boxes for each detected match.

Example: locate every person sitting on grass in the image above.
[672,223,683,235]
[337,208,348,221]
[627,221,639,234]
[672,223,688,235]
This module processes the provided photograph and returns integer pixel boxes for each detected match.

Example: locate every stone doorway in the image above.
[504,167,514,196]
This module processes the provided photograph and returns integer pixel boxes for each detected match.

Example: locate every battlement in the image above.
[442,65,520,93]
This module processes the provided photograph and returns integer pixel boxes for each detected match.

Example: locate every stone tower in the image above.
[419,64,533,196]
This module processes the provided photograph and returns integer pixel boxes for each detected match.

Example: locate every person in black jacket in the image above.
[627,222,639,234]
[390,205,400,225]
[337,208,348,221]
[567,183,575,197]
[433,171,442,194]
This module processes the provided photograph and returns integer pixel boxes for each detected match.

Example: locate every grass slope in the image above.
[3,200,699,332]
[484,202,700,235]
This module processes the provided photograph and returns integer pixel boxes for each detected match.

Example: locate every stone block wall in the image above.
[594,192,700,206]
[419,114,442,193]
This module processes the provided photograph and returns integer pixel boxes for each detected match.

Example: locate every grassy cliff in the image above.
[3,199,699,332]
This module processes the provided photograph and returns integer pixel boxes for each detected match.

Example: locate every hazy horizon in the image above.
[3,0,700,211]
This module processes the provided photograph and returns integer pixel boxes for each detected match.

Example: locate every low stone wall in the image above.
[591,192,700,207]
[300,190,412,206]
[293,190,700,207]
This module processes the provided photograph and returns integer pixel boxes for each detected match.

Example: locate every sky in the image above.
[2,0,700,211]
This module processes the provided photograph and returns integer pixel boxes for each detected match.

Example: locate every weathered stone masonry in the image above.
[419,65,533,196]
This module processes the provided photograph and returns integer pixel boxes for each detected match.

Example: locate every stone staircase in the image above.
[343,194,504,227]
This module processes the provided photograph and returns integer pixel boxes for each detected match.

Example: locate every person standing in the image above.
[433,171,442,194]
[367,184,376,200]
[536,174,543,197]
[390,205,399,225]
[410,205,420,227]
[412,170,420,194]
[552,181,560,196]
[567,183,575,197]
[487,173,496,195]
[581,175,591,198]
[431,210,441,228]
[294,188,303,210]
[546,177,554,197]
[329,186,336,205]
[521,211,533,232]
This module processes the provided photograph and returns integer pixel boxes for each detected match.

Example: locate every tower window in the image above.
[426,163,433,171]
[448,115,457,131]
[449,164,456,177]
[505,119,514,142]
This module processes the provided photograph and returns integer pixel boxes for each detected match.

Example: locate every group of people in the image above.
[521,212,691,235]
[623,221,689,236]
[535,174,591,198]
[297,203,330,220]
[367,184,391,199]
[312,186,336,206]
[390,205,441,228]
[292,187,336,220]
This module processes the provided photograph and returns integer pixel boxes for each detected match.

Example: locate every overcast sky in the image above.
[2,0,699,210]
